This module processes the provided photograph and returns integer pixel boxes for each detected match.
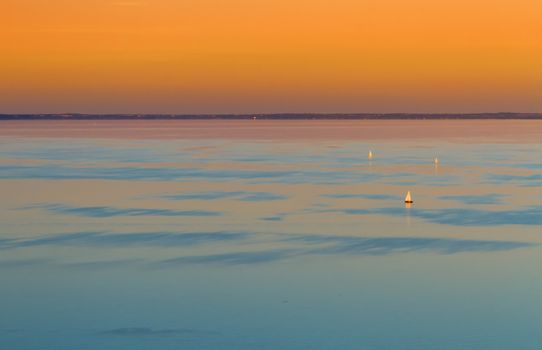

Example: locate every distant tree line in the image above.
[1,113,542,120]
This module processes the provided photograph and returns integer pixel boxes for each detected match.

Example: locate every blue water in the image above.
[1,122,541,349]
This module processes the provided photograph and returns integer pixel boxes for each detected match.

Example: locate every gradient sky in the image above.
[1,0,541,113]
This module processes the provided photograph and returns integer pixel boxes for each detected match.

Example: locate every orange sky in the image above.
[1,0,541,113]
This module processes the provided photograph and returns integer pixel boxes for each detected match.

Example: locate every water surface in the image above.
[1,121,541,349]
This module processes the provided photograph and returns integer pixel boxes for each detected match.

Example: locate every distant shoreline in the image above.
[2,113,542,120]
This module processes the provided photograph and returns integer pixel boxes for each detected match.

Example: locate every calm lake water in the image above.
[1,120,541,350]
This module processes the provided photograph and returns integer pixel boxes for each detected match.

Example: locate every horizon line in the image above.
[2,112,542,120]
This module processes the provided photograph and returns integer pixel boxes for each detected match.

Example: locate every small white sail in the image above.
[368,150,373,160]
[405,191,413,203]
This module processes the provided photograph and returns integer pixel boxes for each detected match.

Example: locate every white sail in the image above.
[405,191,413,203]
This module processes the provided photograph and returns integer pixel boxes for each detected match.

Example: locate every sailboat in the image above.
[368,150,373,160]
[405,191,413,204]
[434,157,439,165]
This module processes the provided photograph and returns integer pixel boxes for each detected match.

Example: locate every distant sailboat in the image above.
[405,191,413,204]
[434,157,439,165]
[368,150,373,160]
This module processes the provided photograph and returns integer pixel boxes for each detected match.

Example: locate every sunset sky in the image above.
[1,0,541,113]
